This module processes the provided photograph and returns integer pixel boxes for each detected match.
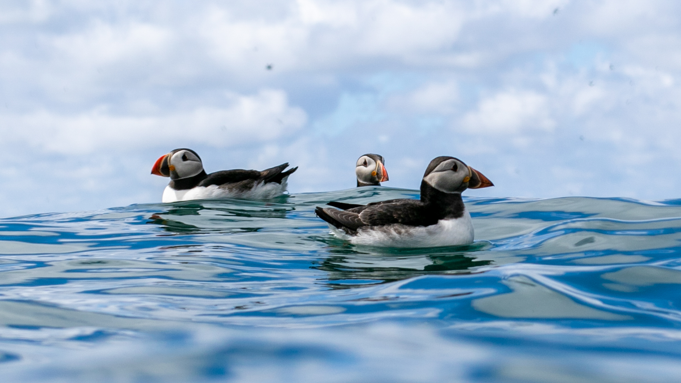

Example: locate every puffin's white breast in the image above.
[161,178,289,203]
[162,186,190,203]
[329,209,475,248]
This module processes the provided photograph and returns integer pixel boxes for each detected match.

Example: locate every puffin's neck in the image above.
[357,179,380,187]
[419,181,465,219]
[170,170,208,190]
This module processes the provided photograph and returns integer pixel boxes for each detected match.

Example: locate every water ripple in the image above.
[0,189,681,381]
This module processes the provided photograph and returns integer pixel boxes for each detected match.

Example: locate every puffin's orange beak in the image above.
[468,166,493,189]
[378,161,389,182]
[151,154,169,177]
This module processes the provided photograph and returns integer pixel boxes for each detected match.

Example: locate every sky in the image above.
[1,0,681,217]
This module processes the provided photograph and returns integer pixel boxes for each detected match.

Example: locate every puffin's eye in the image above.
[363,159,368,167]
[182,153,188,161]
[452,163,458,172]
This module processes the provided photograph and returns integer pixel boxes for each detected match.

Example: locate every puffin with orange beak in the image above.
[316,156,493,247]
[151,148,297,203]
[355,154,389,187]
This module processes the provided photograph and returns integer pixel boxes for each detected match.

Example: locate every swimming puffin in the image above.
[355,154,389,187]
[151,148,298,203]
[316,156,493,247]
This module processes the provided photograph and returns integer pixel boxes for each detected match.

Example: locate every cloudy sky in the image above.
[1,0,681,216]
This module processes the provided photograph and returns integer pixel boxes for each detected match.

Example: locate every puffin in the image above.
[355,154,389,187]
[151,148,297,203]
[316,156,493,247]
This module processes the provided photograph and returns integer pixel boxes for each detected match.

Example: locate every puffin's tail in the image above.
[262,163,298,184]
[315,207,343,230]
[315,206,363,234]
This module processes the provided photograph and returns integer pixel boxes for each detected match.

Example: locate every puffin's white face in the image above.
[355,154,389,185]
[168,149,203,179]
[423,158,471,193]
[151,149,205,180]
[356,155,377,184]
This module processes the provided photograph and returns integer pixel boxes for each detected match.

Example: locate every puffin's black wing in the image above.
[198,164,297,187]
[316,199,430,234]
[260,163,298,184]
[327,201,365,210]
[327,198,411,212]
[359,200,434,227]
[199,170,262,187]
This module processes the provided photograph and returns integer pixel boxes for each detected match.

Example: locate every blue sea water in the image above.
[2,187,681,382]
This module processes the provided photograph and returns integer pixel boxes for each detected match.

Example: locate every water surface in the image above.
[1,187,681,382]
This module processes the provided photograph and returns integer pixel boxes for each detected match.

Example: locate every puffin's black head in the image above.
[355,153,389,186]
[151,148,204,180]
[422,156,493,193]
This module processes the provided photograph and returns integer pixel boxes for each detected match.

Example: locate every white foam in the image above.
[328,210,475,248]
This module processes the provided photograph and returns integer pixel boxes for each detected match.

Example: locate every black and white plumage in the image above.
[316,156,493,247]
[151,148,297,203]
[355,154,389,187]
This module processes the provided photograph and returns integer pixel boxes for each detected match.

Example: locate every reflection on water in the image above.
[147,198,294,235]
[1,190,681,381]
[316,250,492,288]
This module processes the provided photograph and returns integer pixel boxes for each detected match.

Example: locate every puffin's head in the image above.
[151,148,204,180]
[422,156,493,193]
[355,154,389,186]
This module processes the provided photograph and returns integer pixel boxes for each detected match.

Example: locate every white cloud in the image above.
[571,86,606,116]
[297,0,358,27]
[473,0,569,19]
[460,90,555,134]
[387,81,459,114]
[51,21,171,65]
[0,0,51,24]
[0,89,306,155]
[355,1,464,57]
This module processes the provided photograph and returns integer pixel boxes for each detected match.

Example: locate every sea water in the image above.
[1,187,681,382]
